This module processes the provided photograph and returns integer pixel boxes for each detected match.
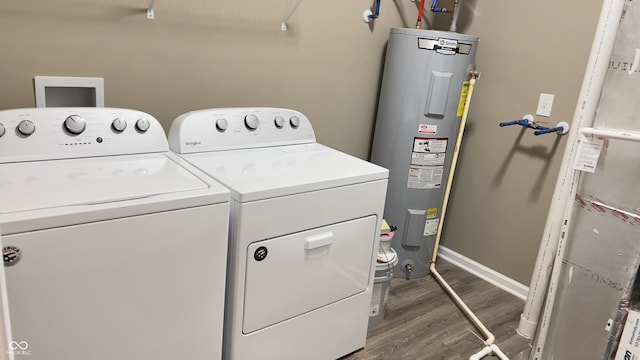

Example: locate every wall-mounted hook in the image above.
[499,114,570,136]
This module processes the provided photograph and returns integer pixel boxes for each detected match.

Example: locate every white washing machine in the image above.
[168,107,389,360]
[0,107,230,360]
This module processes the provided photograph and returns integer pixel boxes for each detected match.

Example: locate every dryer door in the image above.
[0,229,13,358]
[243,215,377,334]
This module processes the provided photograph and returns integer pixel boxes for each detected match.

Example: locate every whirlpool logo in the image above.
[185,141,201,147]
[7,340,31,356]
[624,350,634,360]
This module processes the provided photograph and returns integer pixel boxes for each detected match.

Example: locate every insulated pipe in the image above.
[517,0,626,341]
[429,71,509,359]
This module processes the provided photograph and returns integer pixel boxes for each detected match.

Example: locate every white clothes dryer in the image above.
[168,107,389,360]
[0,107,230,360]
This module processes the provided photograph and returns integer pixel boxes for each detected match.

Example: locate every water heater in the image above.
[371,28,479,278]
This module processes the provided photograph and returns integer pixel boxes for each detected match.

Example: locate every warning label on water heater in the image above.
[408,137,447,189]
[412,153,445,166]
[413,138,448,153]
[407,165,444,189]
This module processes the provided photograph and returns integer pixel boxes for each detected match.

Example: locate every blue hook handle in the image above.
[534,126,565,136]
[500,115,569,136]
[431,0,444,12]
[499,119,531,127]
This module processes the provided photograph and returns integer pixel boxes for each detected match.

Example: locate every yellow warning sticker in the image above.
[426,208,438,219]
[456,81,470,117]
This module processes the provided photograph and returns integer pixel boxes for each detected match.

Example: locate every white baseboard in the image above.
[437,246,529,301]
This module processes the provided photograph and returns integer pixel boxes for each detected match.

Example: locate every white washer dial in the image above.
[17,120,35,136]
[0,123,5,137]
[112,117,127,132]
[289,116,300,129]
[216,118,228,132]
[244,114,259,130]
[135,118,151,132]
[274,116,285,129]
[64,115,86,135]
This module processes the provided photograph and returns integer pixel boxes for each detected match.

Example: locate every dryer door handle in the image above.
[304,232,334,250]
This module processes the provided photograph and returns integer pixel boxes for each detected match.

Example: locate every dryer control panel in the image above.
[168,107,316,154]
[0,108,168,163]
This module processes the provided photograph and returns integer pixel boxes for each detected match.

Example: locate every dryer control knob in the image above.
[216,118,228,132]
[289,116,300,129]
[111,117,127,132]
[274,116,285,129]
[244,114,259,130]
[17,120,35,136]
[0,123,5,138]
[135,118,151,133]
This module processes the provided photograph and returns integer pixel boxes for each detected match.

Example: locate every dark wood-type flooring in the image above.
[341,259,532,360]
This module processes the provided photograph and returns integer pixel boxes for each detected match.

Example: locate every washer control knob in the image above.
[135,118,150,132]
[244,114,259,130]
[274,116,285,129]
[0,123,5,138]
[111,117,127,132]
[64,115,86,135]
[17,120,35,136]
[216,118,228,132]
[289,116,300,129]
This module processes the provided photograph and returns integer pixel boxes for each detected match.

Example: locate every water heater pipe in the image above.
[428,71,508,360]
[516,0,626,341]
[416,0,427,28]
[449,0,462,32]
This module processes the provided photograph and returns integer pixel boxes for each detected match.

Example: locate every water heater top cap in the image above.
[390,27,479,42]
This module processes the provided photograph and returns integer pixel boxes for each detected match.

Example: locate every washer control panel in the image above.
[168,107,316,154]
[0,108,168,163]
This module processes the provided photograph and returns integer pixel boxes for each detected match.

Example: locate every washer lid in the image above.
[181,143,389,202]
[0,153,224,214]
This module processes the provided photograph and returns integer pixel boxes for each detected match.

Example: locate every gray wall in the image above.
[433,1,602,284]
[0,0,602,284]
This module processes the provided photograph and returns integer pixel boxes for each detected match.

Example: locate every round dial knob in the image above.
[17,120,36,136]
[135,118,150,132]
[244,114,259,130]
[64,115,86,135]
[274,116,285,129]
[289,116,300,129]
[111,117,127,132]
[216,118,228,132]
[0,123,5,138]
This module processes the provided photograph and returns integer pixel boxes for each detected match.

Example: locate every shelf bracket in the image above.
[147,0,156,20]
[281,0,305,31]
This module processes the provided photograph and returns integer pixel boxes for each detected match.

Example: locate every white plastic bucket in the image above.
[369,248,398,328]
